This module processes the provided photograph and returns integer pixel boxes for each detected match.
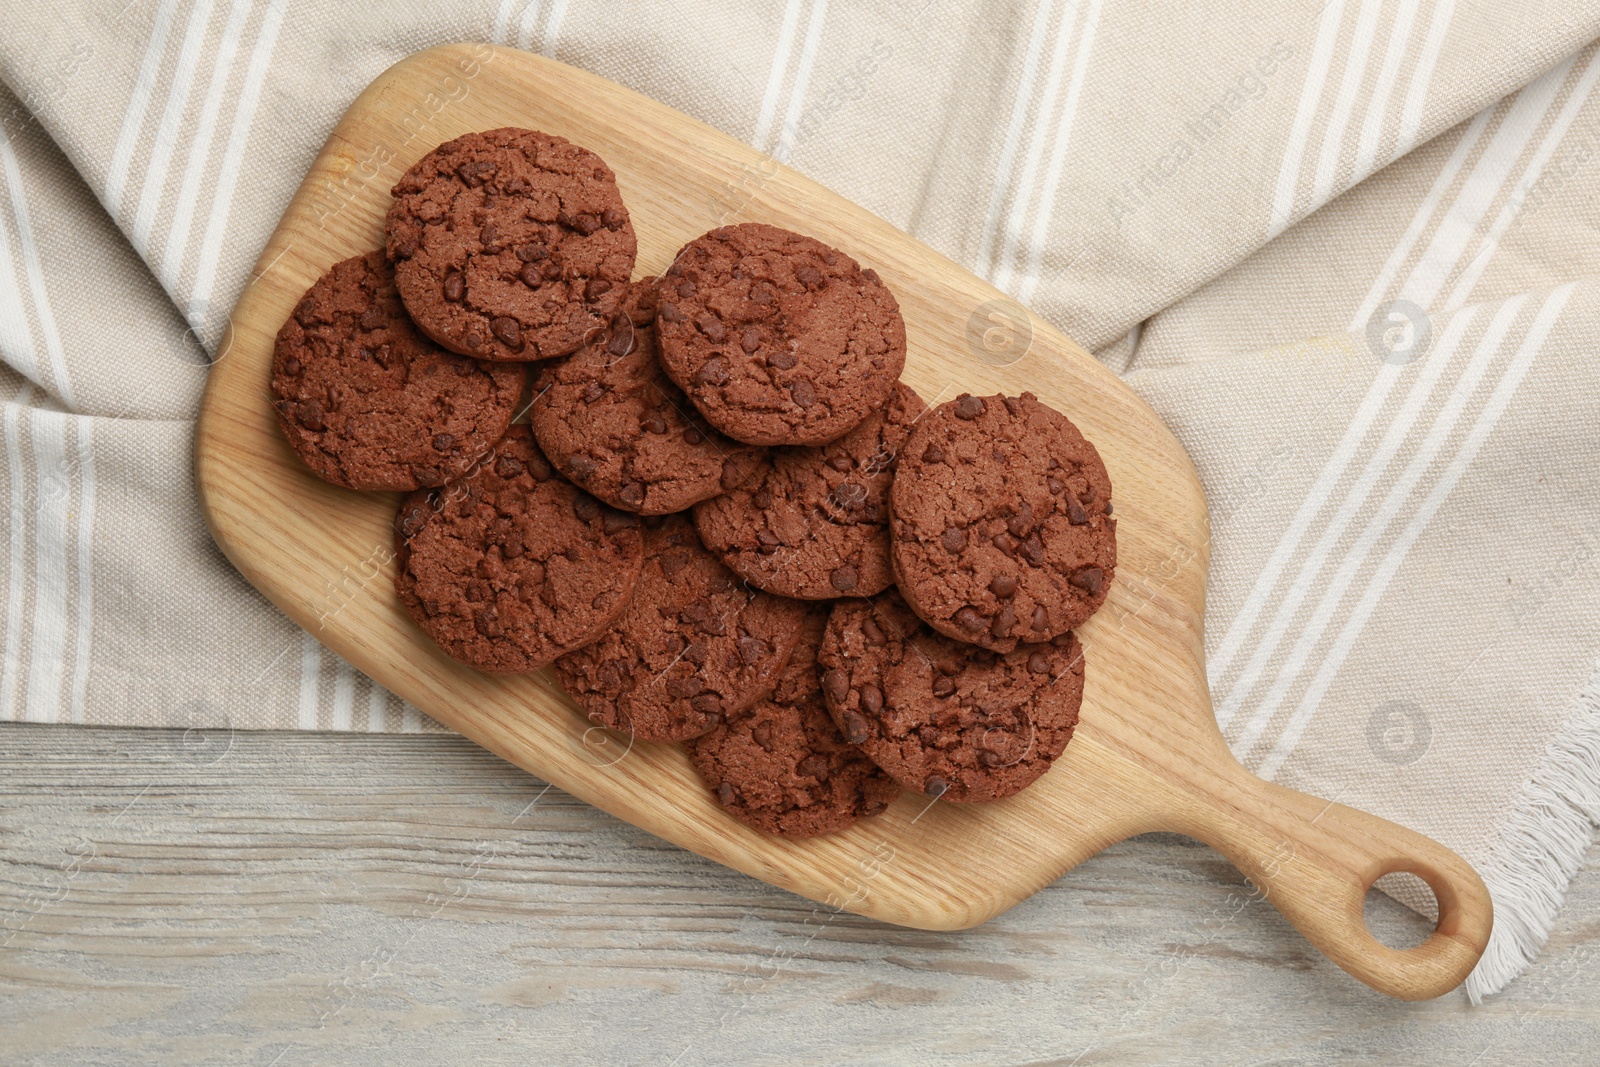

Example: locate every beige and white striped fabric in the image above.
[3,0,1600,996]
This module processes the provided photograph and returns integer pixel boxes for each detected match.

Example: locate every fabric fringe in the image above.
[1464,654,1600,1002]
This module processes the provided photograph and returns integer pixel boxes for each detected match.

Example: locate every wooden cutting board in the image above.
[194,43,1492,1000]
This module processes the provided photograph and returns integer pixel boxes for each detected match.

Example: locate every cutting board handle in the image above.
[1146,753,1493,1000]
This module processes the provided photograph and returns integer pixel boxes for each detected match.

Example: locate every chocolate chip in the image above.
[1069,566,1105,597]
[823,669,850,703]
[992,532,1018,554]
[282,356,301,376]
[617,482,645,509]
[571,213,602,236]
[690,692,723,718]
[842,710,871,745]
[954,395,986,420]
[932,675,956,699]
[826,454,853,473]
[790,379,817,408]
[830,565,859,592]
[586,278,613,302]
[989,575,1018,598]
[479,221,501,249]
[676,279,696,298]
[432,433,455,452]
[641,412,668,435]
[1067,499,1089,525]
[740,327,762,353]
[1028,652,1052,674]
[716,781,737,805]
[941,526,967,552]
[1003,396,1023,416]
[520,263,544,287]
[297,399,326,432]
[1105,501,1113,516]
[1033,606,1050,631]
[796,265,826,289]
[766,348,797,370]
[574,495,601,522]
[601,208,626,230]
[698,315,727,343]
[695,357,729,387]
[517,242,548,262]
[659,302,682,322]
[569,453,598,478]
[1008,503,1034,537]
[491,316,523,351]
[738,636,768,665]
[924,776,950,798]
[443,270,465,302]
[457,159,496,185]
[860,267,879,284]
[954,606,985,632]
[990,606,1016,639]
[861,618,885,645]
[581,382,605,404]
[923,444,945,464]
[859,684,883,714]
[1050,631,1075,648]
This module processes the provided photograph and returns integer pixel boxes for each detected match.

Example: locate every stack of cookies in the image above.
[271,127,1117,840]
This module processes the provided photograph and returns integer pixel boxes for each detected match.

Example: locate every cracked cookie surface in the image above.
[685,608,900,837]
[693,381,925,599]
[817,591,1084,803]
[394,426,644,672]
[530,280,762,514]
[655,223,905,446]
[889,392,1116,653]
[386,128,636,361]
[554,514,809,743]
[272,250,523,490]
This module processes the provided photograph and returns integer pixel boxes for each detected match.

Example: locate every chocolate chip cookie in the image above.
[889,392,1115,653]
[654,223,906,446]
[386,128,636,361]
[817,591,1085,803]
[693,381,925,599]
[554,514,810,743]
[685,608,900,837]
[529,280,763,513]
[271,250,523,490]
[394,426,645,672]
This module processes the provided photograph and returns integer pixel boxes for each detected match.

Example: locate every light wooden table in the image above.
[2,723,1597,1065]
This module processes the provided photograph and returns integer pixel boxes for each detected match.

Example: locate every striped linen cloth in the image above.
[3,0,1600,997]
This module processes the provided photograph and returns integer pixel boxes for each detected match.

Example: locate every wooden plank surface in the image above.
[193,43,1491,997]
[0,723,1594,1065]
